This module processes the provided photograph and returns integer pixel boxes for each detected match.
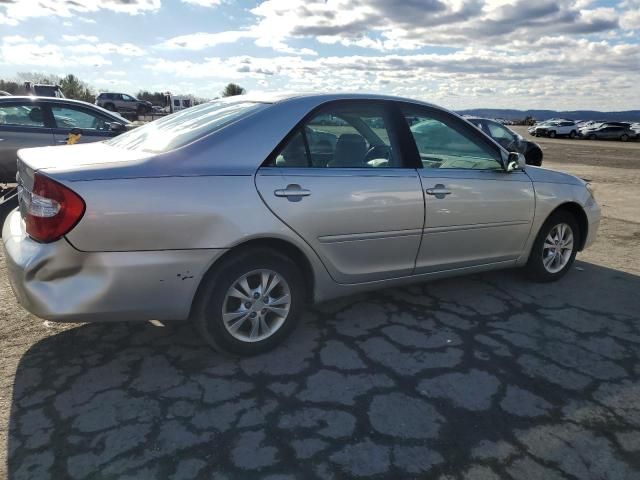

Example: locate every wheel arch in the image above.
[189,236,316,318]
[544,202,589,251]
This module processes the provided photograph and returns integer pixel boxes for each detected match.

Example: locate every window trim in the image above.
[262,99,414,169]
[395,102,506,171]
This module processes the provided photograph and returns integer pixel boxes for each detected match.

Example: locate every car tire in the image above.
[548,131,556,138]
[589,134,597,140]
[570,130,577,138]
[525,148,543,167]
[137,105,149,116]
[104,103,116,111]
[620,134,629,142]
[192,248,305,356]
[524,211,580,283]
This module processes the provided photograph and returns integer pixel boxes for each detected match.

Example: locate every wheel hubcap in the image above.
[222,269,291,342]
[542,223,574,274]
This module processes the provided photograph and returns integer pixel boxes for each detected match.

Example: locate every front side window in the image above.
[268,103,400,168]
[0,104,45,128]
[51,106,110,130]
[403,107,501,170]
[106,100,266,153]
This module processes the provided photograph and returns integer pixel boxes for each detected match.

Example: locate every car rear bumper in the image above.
[2,210,225,322]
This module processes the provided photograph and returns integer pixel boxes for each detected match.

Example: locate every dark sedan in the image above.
[580,123,637,142]
[0,96,130,183]
[466,117,543,166]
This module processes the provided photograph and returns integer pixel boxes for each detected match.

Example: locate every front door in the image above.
[400,104,535,273]
[256,101,425,284]
[49,104,117,145]
[0,101,54,182]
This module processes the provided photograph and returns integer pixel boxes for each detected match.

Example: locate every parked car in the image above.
[530,120,578,138]
[0,96,130,183]
[579,123,636,141]
[3,93,600,355]
[95,92,153,116]
[24,82,65,98]
[466,117,543,166]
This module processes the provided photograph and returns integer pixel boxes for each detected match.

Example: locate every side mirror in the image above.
[506,152,526,172]
[109,122,126,133]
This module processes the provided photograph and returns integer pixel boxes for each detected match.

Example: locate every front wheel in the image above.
[524,211,580,282]
[620,134,629,142]
[589,134,597,140]
[192,248,305,355]
[570,130,577,138]
[548,131,556,138]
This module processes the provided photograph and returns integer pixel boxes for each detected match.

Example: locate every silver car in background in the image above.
[3,93,600,355]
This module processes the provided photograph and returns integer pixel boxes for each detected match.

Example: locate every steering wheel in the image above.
[364,144,391,162]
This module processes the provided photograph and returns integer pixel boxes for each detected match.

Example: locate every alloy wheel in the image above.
[221,269,291,342]
[542,223,574,274]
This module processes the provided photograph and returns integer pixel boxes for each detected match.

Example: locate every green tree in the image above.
[59,74,94,102]
[221,83,245,97]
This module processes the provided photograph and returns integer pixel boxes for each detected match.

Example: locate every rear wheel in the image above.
[525,147,543,167]
[192,248,305,355]
[104,102,116,111]
[569,130,577,138]
[548,131,556,138]
[589,134,597,140]
[620,134,629,142]
[137,104,149,116]
[525,211,580,282]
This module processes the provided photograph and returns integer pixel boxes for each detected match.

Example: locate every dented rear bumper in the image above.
[2,210,225,322]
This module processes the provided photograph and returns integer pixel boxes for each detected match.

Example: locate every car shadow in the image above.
[6,260,640,479]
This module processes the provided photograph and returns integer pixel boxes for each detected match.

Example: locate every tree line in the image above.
[0,72,246,104]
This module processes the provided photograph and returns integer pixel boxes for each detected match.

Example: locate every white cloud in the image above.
[0,0,160,24]
[181,0,223,6]
[144,37,640,109]
[62,34,99,43]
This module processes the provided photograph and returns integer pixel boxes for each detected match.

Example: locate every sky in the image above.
[0,0,639,110]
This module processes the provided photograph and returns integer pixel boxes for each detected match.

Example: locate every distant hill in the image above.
[457,108,640,122]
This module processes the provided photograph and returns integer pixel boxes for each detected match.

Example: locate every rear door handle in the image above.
[274,184,311,201]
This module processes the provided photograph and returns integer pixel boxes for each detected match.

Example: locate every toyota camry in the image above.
[3,93,600,355]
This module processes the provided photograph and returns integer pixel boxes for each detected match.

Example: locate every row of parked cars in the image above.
[528,119,640,141]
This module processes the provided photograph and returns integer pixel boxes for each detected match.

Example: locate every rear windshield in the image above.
[105,100,267,153]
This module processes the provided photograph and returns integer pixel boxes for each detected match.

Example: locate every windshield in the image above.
[106,100,265,152]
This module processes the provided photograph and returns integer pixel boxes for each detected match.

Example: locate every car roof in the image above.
[0,96,131,123]
[215,91,441,109]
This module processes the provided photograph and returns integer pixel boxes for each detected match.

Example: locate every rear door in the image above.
[255,100,425,284]
[399,103,535,273]
[0,101,55,182]
[49,103,118,145]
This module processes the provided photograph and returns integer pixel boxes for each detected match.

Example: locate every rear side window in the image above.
[106,100,266,153]
[267,102,401,168]
[0,104,46,128]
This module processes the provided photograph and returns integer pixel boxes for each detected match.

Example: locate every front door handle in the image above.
[425,184,451,199]
[274,184,311,202]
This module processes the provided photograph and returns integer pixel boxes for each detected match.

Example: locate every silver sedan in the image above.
[3,93,600,355]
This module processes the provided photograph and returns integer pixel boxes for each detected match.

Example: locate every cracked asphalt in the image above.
[2,138,640,479]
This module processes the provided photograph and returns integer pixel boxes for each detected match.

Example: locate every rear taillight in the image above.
[19,173,85,243]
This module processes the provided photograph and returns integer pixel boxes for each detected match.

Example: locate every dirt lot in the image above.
[1,136,639,479]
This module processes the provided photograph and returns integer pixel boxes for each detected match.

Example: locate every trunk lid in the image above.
[17,142,152,182]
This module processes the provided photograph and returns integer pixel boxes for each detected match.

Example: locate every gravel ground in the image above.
[1,136,639,479]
